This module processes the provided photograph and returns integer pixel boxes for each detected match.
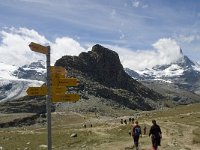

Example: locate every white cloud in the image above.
[0,27,48,66]
[152,38,182,63]
[132,0,140,8]
[132,0,148,9]
[51,37,86,62]
[104,38,183,70]
[0,27,183,71]
[176,34,200,43]
[0,27,87,67]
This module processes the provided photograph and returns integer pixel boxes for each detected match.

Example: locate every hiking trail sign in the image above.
[51,86,67,94]
[26,42,80,150]
[29,42,48,54]
[50,66,66,75]
[26,87,47,96]
[26,86,67,96]
[52,93,80,102]
[51,78,79,86]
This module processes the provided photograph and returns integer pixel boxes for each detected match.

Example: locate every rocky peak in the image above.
[152,54,195,71]
[91,44,120,63]
[176,55,195,69]
[56,44,139,90]
[179,48,183,55]
[55,44,162,99]
[78,44,123,71]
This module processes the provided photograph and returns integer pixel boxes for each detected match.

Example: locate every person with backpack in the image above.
[149,120,162,150]
[132,120,142,150]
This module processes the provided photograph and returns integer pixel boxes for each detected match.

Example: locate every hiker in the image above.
[129,118,132,123]
[121,119,123,124]
[143,125,146,135]
[132,121,142,150]
[131,118,134,123]
[128,130,131,136]
[149,120,162,150]
[124,119,127,125]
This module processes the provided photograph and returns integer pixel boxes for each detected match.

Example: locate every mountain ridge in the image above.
[125,52,200,102]
[0,61,45,102]
[0,45,200,114]
[54,44,164,111]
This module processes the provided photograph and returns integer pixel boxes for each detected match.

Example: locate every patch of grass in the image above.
[0,129,47,149]
[1,103,200,149]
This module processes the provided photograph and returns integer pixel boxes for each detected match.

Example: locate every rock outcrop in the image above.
[55,44,163,111]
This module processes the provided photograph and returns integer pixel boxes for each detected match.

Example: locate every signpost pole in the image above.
[28,42,80,149]
[46,46,52,150]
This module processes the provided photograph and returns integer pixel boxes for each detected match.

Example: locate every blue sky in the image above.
[0,0,200,70]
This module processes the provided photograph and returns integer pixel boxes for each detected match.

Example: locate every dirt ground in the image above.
[84,119,199,150]
[0,104,200,150]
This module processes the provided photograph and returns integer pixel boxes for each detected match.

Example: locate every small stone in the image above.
[81,144,86,148]
[70,133,77,137]
[39,145,47,149]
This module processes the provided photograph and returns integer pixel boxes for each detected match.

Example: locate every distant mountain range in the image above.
[0,61,45,102]
[0,44,164,113]
[0,45,200,113]
[125,49,200,95]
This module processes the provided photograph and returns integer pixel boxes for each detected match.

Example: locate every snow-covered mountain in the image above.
[0,61,46,102]
[13,60,46,81]
[125,52,200,94]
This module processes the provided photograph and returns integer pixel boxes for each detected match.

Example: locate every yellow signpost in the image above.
[29,42,48,54]
[50,66,66,75]
[51,86,66,94]
[52,93,80,102]
[27,41,80,150]
[52,78,79,86]
[51,73,65,79]
[26,87,47,96]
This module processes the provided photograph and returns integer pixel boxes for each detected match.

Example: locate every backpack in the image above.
[134,126,141,136]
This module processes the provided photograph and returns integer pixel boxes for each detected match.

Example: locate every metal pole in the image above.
[46,46,52,150]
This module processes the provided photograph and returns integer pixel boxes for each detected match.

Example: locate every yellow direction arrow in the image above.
[51,73,65,79]
[52,78,78,86]
[26,87,47,96]
[52,94,80,102]
[50,66,66,75]
[51,86,67,94]
[29,42,48,54]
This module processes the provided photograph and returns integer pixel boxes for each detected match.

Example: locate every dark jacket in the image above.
[149,124,162,137]
[132,125,141,137]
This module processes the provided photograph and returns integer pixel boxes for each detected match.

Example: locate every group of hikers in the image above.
[130,119,162,150]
